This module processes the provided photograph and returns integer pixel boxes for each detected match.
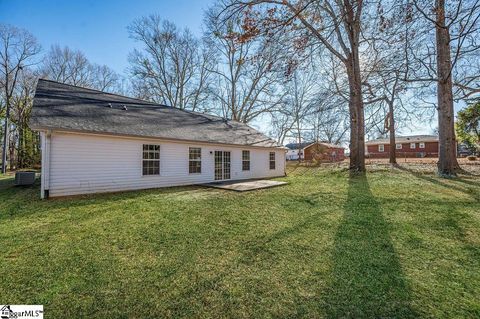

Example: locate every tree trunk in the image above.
[1,106,10,174]
[346,52,366,173]
[388,102,397,164]
[1,62,10,174]
[436,0,459,176]
[297,123,302,163]
[18,121,24,169]
[9,134,15,171]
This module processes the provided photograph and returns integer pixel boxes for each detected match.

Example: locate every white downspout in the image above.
[40,130,51,199]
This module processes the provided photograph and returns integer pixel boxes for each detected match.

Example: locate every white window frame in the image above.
[396,144,402,149]
[189,147,202,174]
[142,144,160,176]
[378,144,384,152]
[410,143,416,149]
[242,150,250,171]
[419,142,425,149]
[269,152,276,170]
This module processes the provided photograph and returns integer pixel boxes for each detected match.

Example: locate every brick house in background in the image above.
[286,142,345,162]
[366,135,439,158]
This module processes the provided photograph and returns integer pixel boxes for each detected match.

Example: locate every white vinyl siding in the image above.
[45,132,285,197]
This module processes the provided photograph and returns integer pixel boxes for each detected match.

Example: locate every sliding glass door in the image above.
[214,151,231,180]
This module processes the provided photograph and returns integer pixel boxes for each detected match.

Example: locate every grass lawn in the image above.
[1,165,479,318]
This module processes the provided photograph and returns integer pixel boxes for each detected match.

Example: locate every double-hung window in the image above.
[419,142,425,149]
[189,147,202,174]
[242,150,250,171]
[378,144,384,152]
[396,144,402,149]
[143,144,160,175]
[410,143,416,149]
[269,152,276,170]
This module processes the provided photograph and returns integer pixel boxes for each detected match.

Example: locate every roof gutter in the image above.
[30,126,288,150]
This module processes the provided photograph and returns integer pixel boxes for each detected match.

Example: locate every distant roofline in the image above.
[285,141,344,149]
[37,78,158,105]
[303,142,344,149]
[365,135,439,145]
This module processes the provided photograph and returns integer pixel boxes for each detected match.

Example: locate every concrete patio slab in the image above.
[203,179,287,192]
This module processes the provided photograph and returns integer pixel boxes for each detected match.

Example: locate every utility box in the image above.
[15,171,36,186]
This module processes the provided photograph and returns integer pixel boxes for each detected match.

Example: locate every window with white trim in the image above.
[189,147,202,174]
[269,152,276,170]
[242,150,250,171]
[378,144,384,152]
[410,143,416,149]
[419,142,425,149]
[396,144,402,149]
[143,144,160,175]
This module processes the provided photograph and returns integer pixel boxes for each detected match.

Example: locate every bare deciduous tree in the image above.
[205,7,283,123]
[40,45,90,86]
[128,15,213,111]
[408,0,480,176]
[305,56,350,146]
[0,24,41,173]
[40,45,121,93]
[220,0,378,172]
[269,66,318,145]
[10,70,40,169]
[91,64,120,92]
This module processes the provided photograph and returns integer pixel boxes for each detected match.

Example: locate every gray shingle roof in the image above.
[30,79,281,148]
[285,142,313,150]
[365,135,438,145]
[285,141,344,150]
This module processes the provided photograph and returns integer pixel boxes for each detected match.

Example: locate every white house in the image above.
[286,149,302,161]
[30,80,286,198]
[285,142,310,160]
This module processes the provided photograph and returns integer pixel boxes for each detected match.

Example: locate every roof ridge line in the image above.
[37,78,240,124]
[38,78,158,105]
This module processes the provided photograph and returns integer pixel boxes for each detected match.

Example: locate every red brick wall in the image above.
[367,141,439,158]
[304,144,345,162]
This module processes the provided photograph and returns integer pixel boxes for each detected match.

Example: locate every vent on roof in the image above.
[123,105,127,111]
[107,103,112,108]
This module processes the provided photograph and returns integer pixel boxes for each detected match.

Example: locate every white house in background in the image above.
[286,149,302,161]
[30,80,286,198]
[285,142,311,160]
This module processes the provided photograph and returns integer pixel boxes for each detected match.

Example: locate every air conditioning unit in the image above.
[15,171,36,186]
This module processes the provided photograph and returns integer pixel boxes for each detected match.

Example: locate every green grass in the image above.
[1,166,479,318]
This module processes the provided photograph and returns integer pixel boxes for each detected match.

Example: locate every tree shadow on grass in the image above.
[451,176,480,188]
[323,174,417,318]
[395,164,480,201]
